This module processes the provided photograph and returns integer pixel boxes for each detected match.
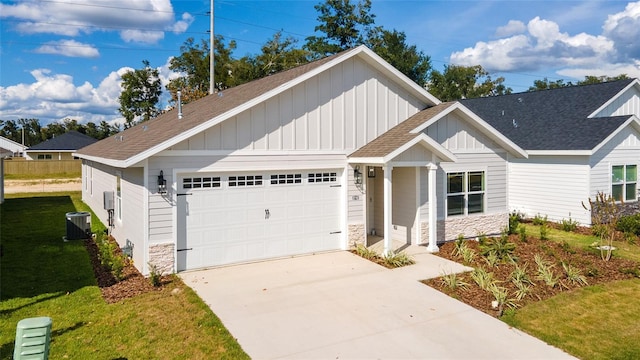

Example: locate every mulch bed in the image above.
[424,230,640,317]
[83,236,172,303]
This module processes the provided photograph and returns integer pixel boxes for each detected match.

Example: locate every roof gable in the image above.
[76,46,440,168]
[27,131,97,151]
[461,79,636,151]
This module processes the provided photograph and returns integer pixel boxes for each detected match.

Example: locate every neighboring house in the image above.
[0,136,26,158]
[26,131,97,160]
[75,46,525,275]
[462,79,640,226]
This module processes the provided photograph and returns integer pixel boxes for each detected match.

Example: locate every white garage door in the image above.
[177,170,342,271]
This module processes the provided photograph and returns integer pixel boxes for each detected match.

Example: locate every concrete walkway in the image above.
[180,250,575,359]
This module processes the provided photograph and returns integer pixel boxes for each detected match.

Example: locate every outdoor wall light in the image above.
[158,170,167,194]
[368,166,376,178]
[354,165,363,185]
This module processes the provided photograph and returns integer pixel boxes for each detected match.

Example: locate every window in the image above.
[116,173,122,221]
[270,174,302,185]
[37,154,52,160]
[612,165,637,202]
[308,172,337,183]
[183,177,221,189]
[447,171,485,216]
[229,175,263,187]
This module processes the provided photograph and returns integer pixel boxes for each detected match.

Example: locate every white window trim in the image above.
[445,170,486,217]
[116,171,122,221]
[611,164,638,202]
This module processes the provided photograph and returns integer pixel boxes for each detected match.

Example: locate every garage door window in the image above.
[308,172,337,183]
[229,175,263,187]
[183,177,221,189]
[270,174,302,185]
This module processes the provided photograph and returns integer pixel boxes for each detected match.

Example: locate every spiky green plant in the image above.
[382,251,415,268]
[471,267,495,291]
[441,271,469,291]
[534,254,560,288]
[562,262,588,286]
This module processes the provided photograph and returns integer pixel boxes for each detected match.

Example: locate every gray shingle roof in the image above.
[461,79,635,150]
[349,103,455,158]
[28,131,97,151]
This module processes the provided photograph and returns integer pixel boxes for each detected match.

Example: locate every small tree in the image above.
[582,192,621,261]
[119,60,162,128]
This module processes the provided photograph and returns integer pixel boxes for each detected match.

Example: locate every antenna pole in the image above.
[209,0,214,95]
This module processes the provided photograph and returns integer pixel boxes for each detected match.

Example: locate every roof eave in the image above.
[74,153,128,168]
[526,150,593,156]
[591,115,640,154]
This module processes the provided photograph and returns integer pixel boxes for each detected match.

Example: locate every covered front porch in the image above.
[347,127,457,255]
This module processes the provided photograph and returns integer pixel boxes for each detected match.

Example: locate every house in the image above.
[75,45,526,274]
[26,130,97,160]
[462,79,640,226]
[0,136,26,158]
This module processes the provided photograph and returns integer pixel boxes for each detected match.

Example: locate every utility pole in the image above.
[209,0,214,95]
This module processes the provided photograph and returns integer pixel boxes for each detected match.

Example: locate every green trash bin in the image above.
[14,317,52,360]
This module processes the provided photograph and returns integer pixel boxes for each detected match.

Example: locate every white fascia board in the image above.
[385,133,456,163]
[73,153,127,168]
[412,102,528,159]
[157,149,349,157]
[356,46,441,106]
[588,79,640,118]
[527,150,593,156]
[591,115,640,154]
[348,157,385,165]
[0,136,27,152]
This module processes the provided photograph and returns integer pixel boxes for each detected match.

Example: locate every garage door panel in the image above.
[178,169,342,270]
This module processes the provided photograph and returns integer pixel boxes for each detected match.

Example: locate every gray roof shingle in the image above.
[461,79,635,150]
[28,131,97,151]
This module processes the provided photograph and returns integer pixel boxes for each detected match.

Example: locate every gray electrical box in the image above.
[14,317,52,360]
[103,191,114,210]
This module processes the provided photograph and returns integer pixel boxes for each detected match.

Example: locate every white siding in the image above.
[508,156,591,225]
[168,57,426,153]
[595,86,640,117]
[82,162,146,270]
[590,125,640,200]
[347,165,365,223]
[391,167,417,243]
[426,112,501,152]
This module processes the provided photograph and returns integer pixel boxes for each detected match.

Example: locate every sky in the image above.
[1,0,640,127]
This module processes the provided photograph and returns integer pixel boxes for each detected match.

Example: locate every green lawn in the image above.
[0,192,248,359]
[502,223,640,359]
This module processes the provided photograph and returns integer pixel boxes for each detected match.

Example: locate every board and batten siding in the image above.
[594,85,640,117]
[508,156,591,225]
[168,57,426,153]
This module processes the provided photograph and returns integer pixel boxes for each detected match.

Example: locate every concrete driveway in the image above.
[180,249,575,359]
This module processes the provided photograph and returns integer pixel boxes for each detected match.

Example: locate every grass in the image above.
[4,173,81,180]
[502,223,640,359]
[521,223,640,262]
[0,192,248,359]
[502,279,640,360]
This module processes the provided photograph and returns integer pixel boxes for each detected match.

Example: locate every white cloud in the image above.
[450,13,619,77]
[0,0,191,44]
[34,40,100,58]
[0,58,183,126]
[603,1,640,61]
[495,20,526,38]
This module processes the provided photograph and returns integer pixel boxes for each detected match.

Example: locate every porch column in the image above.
[383,164,393,256]
[427,163,439,252]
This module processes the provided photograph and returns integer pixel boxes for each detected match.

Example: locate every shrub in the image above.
[479,232,516,263]
[560,218,579,232]
[95,234,126,281]
[508,211,523,235]
[617,214,640,235]
[532,214,547,226]
[562,262,588,286]
[539,222,549,240]
[518,225,527,243]
[148,263,162,287]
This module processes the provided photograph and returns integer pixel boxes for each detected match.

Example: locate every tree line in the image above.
[0,118,120,147]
